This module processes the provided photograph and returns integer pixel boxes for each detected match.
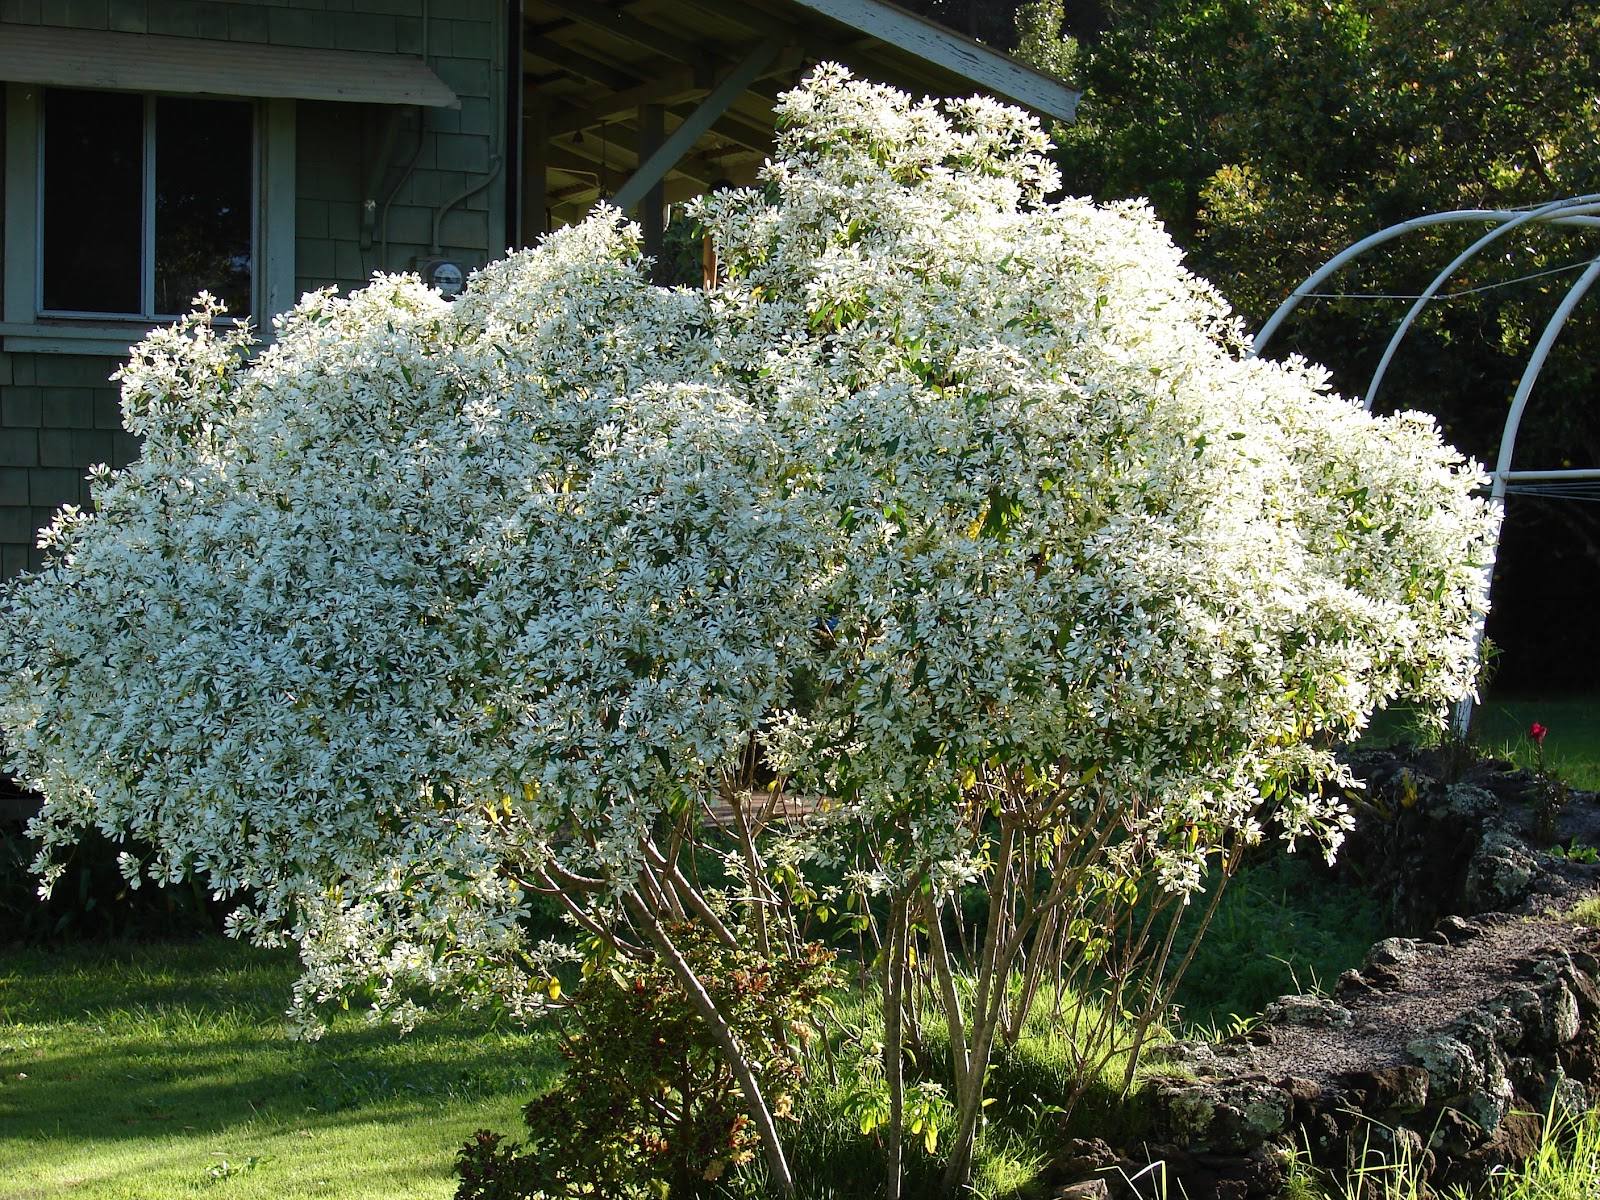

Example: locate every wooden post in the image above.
[637,102,665,279]
[521,87,548,245]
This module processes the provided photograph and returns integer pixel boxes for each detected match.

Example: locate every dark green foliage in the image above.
[1038,0,1600,689]
[456,926,836,1200]
[658,207,712,290]
[1056,0,1600,294]
[887,0,1027,49]
[1473,695,1600,791]
[1169,852,1388,1028]
[1,810,222,943]
[759,1078,950,1200]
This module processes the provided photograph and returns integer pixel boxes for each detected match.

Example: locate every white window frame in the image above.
[2,82,296,355]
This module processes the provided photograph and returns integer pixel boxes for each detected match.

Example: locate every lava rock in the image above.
[1464,830,1540,911]
[1261,995,1353,1028]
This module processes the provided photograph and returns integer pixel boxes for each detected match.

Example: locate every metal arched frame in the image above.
[1251,196,1600,734]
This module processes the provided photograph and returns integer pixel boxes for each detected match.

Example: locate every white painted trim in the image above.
[1,85,297,355]
[0,23,458,108]
[0,322,152,355]
[787,0,1080,121]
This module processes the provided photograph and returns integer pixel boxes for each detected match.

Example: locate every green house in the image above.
[0,0,1077,578]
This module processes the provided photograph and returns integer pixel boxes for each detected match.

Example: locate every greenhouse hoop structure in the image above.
[1250,195,1600,735]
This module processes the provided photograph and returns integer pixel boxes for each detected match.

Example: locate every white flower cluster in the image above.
[0,66,1494,1020]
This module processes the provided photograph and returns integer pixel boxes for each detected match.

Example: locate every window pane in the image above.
[41,89,142,314]
[155,98,253,318]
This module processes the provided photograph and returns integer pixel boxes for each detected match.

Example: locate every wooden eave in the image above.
[521,0,1079,230]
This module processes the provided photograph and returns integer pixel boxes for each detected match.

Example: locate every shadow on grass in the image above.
[0,938,558,1149]
[0,937,298,1021]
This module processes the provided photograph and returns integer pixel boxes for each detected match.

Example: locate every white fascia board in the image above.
[788,0,1079,121]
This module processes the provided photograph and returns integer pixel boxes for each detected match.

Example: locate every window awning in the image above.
[0,23,458,108]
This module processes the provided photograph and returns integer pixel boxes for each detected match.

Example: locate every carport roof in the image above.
[523,0,1079,228]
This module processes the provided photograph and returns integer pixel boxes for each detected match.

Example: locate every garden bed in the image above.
[1043,742,1600,1200]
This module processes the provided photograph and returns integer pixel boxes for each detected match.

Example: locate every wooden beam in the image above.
[521,91,549,244]
[699,109,776,155]
[680,0,853,64]
[544,46,805,140]
[638,102,666,275]
[539,0,708,70]
[524,18,572,38]
[679,0,794,38]
[547,139,719,189]
[524,36,635,91]
[548,66,704,137]
[783,0,1080,121]
[543,148,603,176]
[550,180,601,207]
[612,33,789,213]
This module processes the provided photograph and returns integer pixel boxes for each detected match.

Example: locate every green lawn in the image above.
[3,693,1596,1199]
[1470,694,1600,789]
[0,939,558,1200]
[1365,693,1600,790]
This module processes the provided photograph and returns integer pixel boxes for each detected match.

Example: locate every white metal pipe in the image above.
[1449,252,1600,737]
[1492,253,1600,493]
[1250,199,1600,357]
[1497,468,1600,482]
[1363,199,1600,411]
[1244,196,1600,737]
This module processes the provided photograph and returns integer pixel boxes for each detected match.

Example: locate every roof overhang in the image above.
[786,0,1080,122]
[0,23,458,107]
[523,0,1081,230]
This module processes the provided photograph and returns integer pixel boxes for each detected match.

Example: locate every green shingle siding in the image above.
[2,0,509,574]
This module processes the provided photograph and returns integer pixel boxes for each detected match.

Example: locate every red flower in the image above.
[1530,722,1548,745]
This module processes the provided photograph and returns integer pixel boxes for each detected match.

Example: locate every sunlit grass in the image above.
[12,730,1600,1200]
[1471,695,1600,790]
[1488,1103,1600,1200]
[1365,694,1600,790]
[722,975,1174,1199]
[0,939,557,1200]
[1277,1103,1600,1200]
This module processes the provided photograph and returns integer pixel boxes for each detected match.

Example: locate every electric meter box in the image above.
[415,257,465,298]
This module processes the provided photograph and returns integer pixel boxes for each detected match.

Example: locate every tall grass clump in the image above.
[1486,1104,1600,1200]
[715,976,1173,1199]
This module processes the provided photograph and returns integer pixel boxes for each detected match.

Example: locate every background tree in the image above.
[1029,0,1600,690]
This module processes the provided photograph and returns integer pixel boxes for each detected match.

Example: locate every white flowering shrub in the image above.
[0,66,1494,1194]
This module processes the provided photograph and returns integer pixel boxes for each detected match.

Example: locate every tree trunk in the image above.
[883,894,909,1200]
[624,890,796,1197]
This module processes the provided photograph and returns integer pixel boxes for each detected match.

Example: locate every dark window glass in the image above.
[41,90,143,314]
[39,90,255,319]
[155,98,253,317]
